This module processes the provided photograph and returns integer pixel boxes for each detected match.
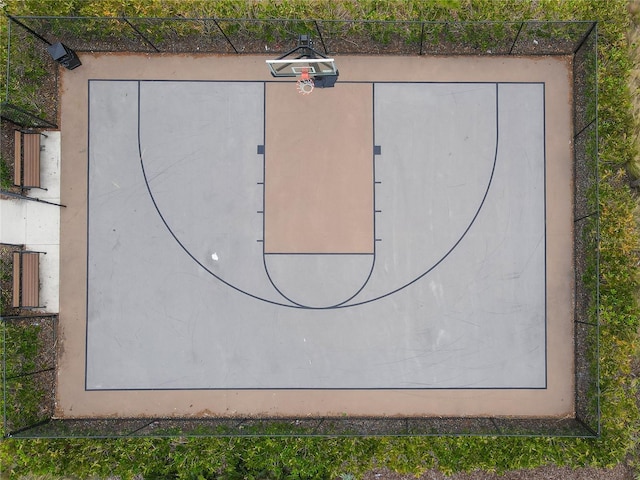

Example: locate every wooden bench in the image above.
[12,251,43,308]
[14,130,46,189]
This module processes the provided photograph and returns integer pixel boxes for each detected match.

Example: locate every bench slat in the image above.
[12,252,21,308]
[22,133,41,188]
[14,131,21,186]
[21,252,40,307]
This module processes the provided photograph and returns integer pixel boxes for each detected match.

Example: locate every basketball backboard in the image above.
[266,58,338,78]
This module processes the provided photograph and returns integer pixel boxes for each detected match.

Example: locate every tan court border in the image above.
[57,54,573,418]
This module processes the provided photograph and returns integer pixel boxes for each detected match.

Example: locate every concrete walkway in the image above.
[0,131,61,312]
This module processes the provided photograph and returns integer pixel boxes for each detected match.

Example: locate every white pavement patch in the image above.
[0,131,61,312]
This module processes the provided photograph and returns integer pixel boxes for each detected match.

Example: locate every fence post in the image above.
[490,417,501,435]
[6,367,55,381]
[1,102,58,129]
[509,22,524,55]
[5,419,51,438]
[6,15,51,46]
[314,20,328,55]
[573,22,597,55]
[0,190,66,207]
[121,15,161,53]
[126,419,157,436]
[0,314,59,320]
[419,22,425,55]
[213,18,238,54]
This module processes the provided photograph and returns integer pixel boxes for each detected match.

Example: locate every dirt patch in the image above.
[361,463,635,480]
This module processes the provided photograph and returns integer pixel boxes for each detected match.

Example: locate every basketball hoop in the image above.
[296,67,314,95]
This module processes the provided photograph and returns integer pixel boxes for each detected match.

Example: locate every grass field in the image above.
[0,0,639,479]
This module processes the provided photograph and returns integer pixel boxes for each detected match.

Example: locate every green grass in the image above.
[3,14,49,111]
[0,156,12,189]
[2,323,49,434]
[1,0,639,479]
[0,257,12,318]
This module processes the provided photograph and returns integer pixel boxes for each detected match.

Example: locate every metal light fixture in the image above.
[47,42,82,70]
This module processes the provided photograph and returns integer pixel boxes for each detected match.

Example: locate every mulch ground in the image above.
[362,464,635,480]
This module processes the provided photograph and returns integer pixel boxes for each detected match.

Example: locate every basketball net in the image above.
[296,67,314,95]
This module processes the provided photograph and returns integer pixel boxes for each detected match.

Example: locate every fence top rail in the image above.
[6,15,597,26]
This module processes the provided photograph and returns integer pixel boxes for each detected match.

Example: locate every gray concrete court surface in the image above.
[57,54,573,418]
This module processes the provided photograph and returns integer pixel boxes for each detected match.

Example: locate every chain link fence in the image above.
[572,23,599,437]
[2,17,599,438]
[2,314,57,437]
[3,16,597,128]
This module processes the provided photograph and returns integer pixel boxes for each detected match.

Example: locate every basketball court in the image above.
[56,53,573,418]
